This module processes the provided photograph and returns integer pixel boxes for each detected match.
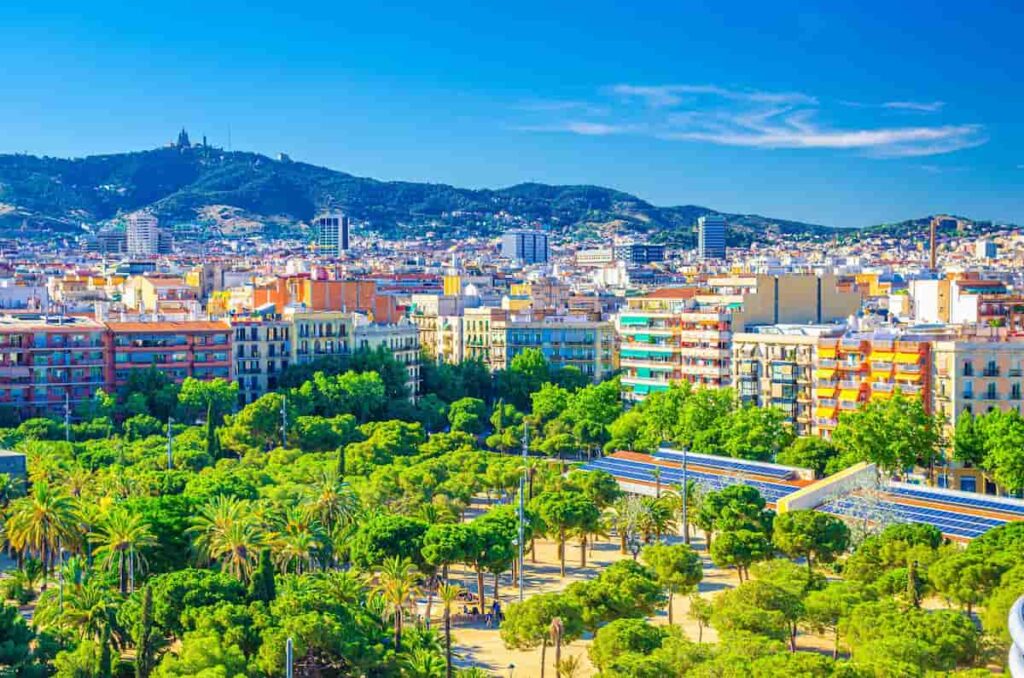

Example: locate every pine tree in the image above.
[249,548,276,602]
[337,446,346,476]
[135,585,155,678]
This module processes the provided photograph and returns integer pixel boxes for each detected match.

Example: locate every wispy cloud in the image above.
[609,84,816,108]
[518,84,985,158]
[882,100,945,112]
[514,121,643,136]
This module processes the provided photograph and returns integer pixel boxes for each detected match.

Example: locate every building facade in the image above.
[231,315,292,406]
[697,214,727,260]
[126,212,161,257]
[313,212,350,256]
[501,229,549,264]
[107,321,232,389]
[732,327,840,436]
[0,315,107,418]
[812,334,932,438]
[489,313,616,381]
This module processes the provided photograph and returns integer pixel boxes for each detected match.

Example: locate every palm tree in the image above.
[400,647,445,678]
[89,508,156,593]
[437,583,461,678]
[57,578,119,642]
[187,496,261,581]
[557,654,583,678]
[651,467,663,498]
[4,481,78,583]
[269,507,325,574]
[663,479,702,544]
[639,497,676,543]
[303,469,358,535]
[372,556,420,653]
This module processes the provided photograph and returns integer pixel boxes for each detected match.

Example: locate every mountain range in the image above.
[0,141,1012,245]
[0,143,837,244]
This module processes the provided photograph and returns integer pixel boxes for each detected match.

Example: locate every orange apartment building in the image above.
[813,334,932,437]
[252,276,402,323]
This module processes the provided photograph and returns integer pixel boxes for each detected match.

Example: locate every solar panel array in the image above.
[653,450,794,480]
[819,496,1008,539]
[886,485,1024,518]
[583,456,795,503]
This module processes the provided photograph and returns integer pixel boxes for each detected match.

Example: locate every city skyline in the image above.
[2,1,1022,229]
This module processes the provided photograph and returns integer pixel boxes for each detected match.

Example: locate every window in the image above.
[959,476,977,493]
[986,383,997,400]
[963,360,974,376]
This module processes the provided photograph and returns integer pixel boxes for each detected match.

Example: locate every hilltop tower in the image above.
[177,128,191,149]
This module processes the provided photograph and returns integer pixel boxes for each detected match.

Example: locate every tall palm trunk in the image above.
[476,566,486,611]
[119,553,128,595]
[667,592,674,625]
[444,607,453,678]
[579,536,587,568]
[558,529,566,577]
[540,638,547,678]
[424,575,435,630]
[394,605,403,652]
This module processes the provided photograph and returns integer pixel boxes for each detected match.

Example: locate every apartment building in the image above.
[353,317,421,397]
[617,289,731,400]
[489,313,616,381]
[732,325,843,436]
[231,315,292,406]
[463,307,506,365]
[932,339,1024,494]
[617,275,859,401]
[122,276,200,315]
[107,321,232,388]
[0,315,107,418]
[287,310,355,366]
[812,334,932,438]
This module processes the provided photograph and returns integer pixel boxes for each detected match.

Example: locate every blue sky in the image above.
[2,1,1022,228]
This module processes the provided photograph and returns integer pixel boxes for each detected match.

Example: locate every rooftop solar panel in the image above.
[583,456,795,502]
[818,495,1007,539]
[653,450,794,480]
[886,485,1024,518]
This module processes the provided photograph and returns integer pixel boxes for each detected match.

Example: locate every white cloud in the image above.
[882,100,945,112]
[518,84,985,158]
[514,121,641,136]
[609,84,816,108]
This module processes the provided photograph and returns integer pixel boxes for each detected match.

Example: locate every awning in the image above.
[871,391,892,400]
[839,389,861,402]
[814,387,837,398]
[818,346,837,359]
[815,407,836,418]
[870,369,893,380]
[815,368,836,380]
[894,352,921,364]
[870,351,894,362]
[894,372,922,382]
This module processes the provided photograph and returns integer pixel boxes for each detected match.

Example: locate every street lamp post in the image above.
[518,422,528,602]
[166,417,174,470]
[286,637,294,678]
[681,447,689,545]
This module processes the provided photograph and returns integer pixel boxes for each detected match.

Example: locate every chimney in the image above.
[929,218,937,270]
